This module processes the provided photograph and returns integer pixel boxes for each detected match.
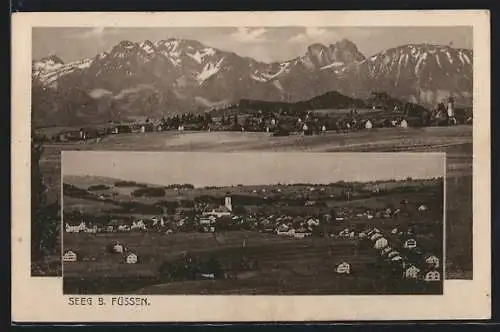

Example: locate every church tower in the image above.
[447,96,455,118]
[225,195,232,212]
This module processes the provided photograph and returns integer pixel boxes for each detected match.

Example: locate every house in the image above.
[307,218,320,227]
[113,243,124,253]
[131,220,146,231]
[118,224,131,232]
[391,255,403,263]
[63,250,78,262]
[84,225,98,233]
[374,237,389,250]
[65,221,87,233]
[418,204,428,212]
[111,125,132,134]
[335,262,351,274]
[199,216,215,225]
[387,251,400,259]
[425,255,440,269]
[202,206,231,218]
[370,233,383,241]
[424,270,441,282]
[403,265,420,279]
[125,253,138,264]
[367,228,380,236]
[381,247,392,255]
[278,227,295,237]
[404,238,417,249]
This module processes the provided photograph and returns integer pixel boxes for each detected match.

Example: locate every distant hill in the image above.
[236,90,428,116]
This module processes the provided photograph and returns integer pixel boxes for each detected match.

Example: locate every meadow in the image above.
[63,231,442,295]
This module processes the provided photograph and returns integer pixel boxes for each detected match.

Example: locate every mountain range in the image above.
[32,38,473,127]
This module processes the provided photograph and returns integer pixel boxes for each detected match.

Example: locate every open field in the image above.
[38,125,471,278]
[63,231,442,295]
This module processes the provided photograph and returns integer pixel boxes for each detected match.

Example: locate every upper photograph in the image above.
[30,26,473,279]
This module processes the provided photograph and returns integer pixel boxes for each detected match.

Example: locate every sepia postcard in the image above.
[11,10,490,322]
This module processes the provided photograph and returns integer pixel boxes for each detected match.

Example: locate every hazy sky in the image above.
[33,26,472,63]
[62,152,445,188]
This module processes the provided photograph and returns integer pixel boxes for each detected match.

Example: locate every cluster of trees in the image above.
[63,183,96,200]
[160,112,214,129]
[87,184,110,191]
[115,181,147,188]
[164,184,195,190]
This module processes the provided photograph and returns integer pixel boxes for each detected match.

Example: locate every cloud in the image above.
[288,27,335,44]
[68,27,123,40]
[230,27,268,43]
[71,27,106,39]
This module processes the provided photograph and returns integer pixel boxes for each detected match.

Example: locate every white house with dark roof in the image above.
[404,238,417,249]
[403,265,420,279]
[374,237,389,250]
[335,262,351,274]
[425,255,440,269]
[424,270,441,282]
[125,252,138,264]
[63,250,78,262]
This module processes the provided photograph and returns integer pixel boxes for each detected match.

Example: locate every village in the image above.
[36,93,471,144]
[62,177,444,293]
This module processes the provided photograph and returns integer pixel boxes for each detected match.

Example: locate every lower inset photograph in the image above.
[61,152,444,295]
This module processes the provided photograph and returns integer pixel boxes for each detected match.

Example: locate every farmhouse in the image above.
[202,206,231,218]
[335,262,351,274]
[84,225,98,233]
[199,215,217,225]
[425,255,440,268]
[118,224,131,232]
[424,270,441,282]
[131,220,146,231]
[387,251,400,259]
[65,221,87,233]
[370,233,383,241]
[404,238,417,249]
[125,253,138,264]
[63,250,78,262]
[403,265,420,279]
[374,237,389,250]
[113,243,124,253]
[381,247,392,256]
[391,255,403,263]
[111,124,132,134]
[418,204,428,212]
